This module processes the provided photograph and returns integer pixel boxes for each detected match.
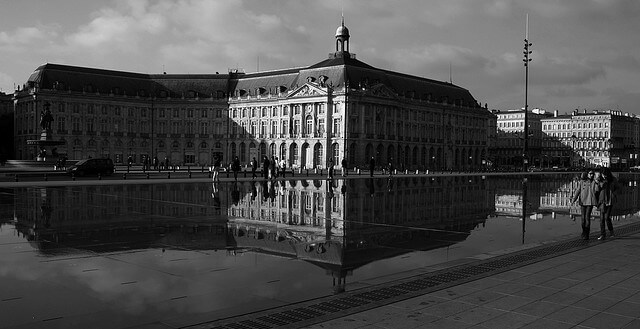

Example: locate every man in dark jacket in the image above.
[251,157,258,179]
[262,156,270,179]
[369,157,375,177]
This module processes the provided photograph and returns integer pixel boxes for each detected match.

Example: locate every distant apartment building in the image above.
[492,108,640,169]
[541,109,640,169]
[491,108,550,168]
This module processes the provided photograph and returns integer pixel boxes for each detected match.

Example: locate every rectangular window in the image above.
[202,109,208,118]
[294,119,300,135]
[200,122,208,134]
[188,109,193,118]
[173,109,179,118]
[159,121,166,134]
[159,109,165,118]
[57,117,66,131]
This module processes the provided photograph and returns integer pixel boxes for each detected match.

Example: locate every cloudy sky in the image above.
[1,0,639,115]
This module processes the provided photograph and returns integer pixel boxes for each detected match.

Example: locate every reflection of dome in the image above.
[335,24,349,38]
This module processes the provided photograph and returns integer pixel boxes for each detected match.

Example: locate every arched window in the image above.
[240,142,246,162]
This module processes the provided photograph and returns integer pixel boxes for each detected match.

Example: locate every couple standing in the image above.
[571,168,618,240]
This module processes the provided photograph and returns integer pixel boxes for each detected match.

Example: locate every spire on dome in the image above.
[335,15,350,54]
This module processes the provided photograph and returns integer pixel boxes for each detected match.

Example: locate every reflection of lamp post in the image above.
[571,135,577,168]
[431,156,435,170]
[469,156,472,170]
[607,138,613,169]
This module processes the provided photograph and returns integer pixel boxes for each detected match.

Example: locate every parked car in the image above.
[67,158,115,176]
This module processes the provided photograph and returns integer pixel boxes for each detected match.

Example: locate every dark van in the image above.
[67,158,115,176]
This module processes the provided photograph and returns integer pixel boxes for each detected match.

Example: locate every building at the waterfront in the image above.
[541,109,640,169]
[492,108,550,168]
[0,91,14,159]
[493,108,640,169]
[12,21,493,170]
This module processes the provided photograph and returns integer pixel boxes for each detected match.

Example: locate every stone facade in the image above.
[12,22,492,170]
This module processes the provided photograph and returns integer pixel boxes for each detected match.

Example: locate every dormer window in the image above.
[278,86,287,93]
[258,87,266,95]
[239,89,247,97]
[138,89,147,97]
[159,90,168,98]
[306,76,316,83]
[187,90,196,98]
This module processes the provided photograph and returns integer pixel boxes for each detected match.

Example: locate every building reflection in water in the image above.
[6,174,640,293]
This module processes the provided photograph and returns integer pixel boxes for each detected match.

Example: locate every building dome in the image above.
[335,24,350,38]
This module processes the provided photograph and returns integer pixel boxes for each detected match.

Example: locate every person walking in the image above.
[251,157,258,179]
[262,156,270,179]
[571,170,598,240]
[280,158,287,178]
[274,157,280,179]
[341,158,348,177]
[388,157,394,177]
[327,159,335,179]
[270,156,277,179]
[369,156,376,177]
[232,156,241,181]
[212,156,221,182]
[595,168,619,240]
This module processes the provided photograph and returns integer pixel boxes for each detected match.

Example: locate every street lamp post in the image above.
[522,15,532,172]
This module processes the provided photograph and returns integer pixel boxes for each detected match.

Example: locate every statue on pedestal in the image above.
[40,105,54,131]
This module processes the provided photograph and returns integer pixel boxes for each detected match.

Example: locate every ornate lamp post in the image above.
[522,15,532,172]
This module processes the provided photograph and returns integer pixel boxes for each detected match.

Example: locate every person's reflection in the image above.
[262,180,269,201]
[269,181,276,201]
[231,182,240,206]
[251,181,257,202]
[387,176,394,191]
[368,178,375,197]
[41,204,52,228]
[211,182,221,211]
[326,179,334,198]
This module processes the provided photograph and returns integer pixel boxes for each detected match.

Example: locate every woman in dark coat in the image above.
[595,168,619,240]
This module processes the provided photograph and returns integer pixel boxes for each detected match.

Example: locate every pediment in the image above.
[287,83,328,98]
[367,83,398,99]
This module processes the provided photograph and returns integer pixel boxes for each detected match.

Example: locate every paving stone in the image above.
[579,312,635,329]
[544,305,599,325]
[478,311,537,329]
[514,300,566,318]
[446,306,504,325]
[604,300,640,318]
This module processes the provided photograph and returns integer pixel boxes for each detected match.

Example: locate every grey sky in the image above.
[1,0,639,114]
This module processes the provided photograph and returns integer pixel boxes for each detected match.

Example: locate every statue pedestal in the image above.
[27,129,65,161]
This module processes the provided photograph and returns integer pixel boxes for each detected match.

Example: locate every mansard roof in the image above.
[27,63,228,99]
[26,56,480,107]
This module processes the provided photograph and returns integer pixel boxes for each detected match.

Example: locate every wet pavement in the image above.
[1,172,639,329]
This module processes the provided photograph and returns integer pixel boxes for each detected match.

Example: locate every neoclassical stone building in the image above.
[13,21,492,170]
